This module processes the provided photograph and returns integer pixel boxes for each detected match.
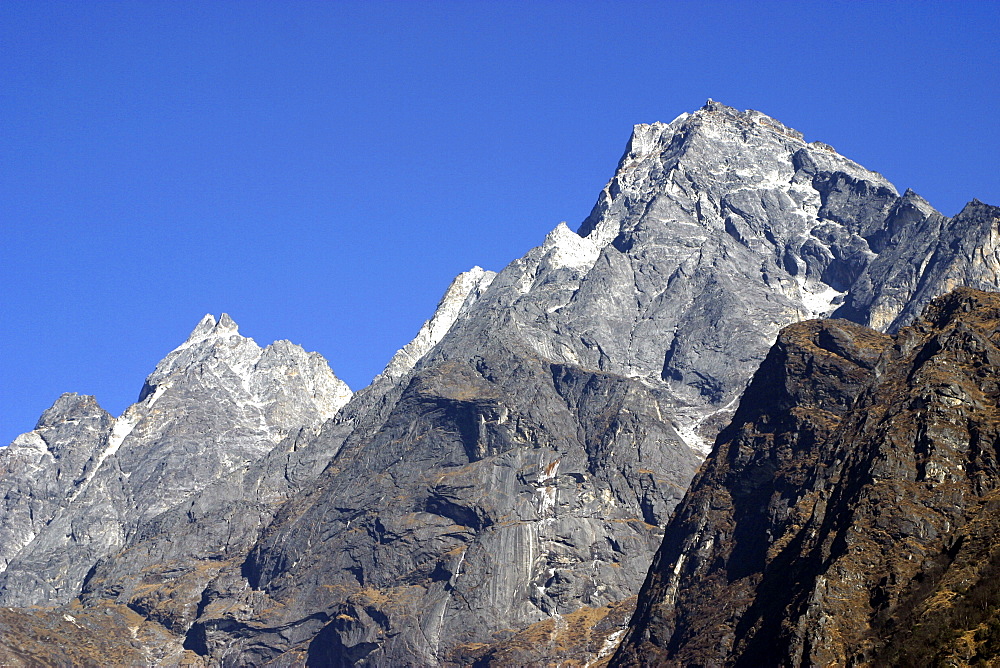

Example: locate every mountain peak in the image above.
[581,101,891,253]
[188,313,217,339]
[185,312,239,344]
[620,102,807,170]
[691,100,805,141]
[217,312,237,331]
[3,104,999,666]
[34,393,107,430]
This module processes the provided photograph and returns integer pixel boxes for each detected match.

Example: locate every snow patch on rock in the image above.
[589,628,627,667]
[541,222,605,272]
[67,410,139,503]
[796,277,846,319]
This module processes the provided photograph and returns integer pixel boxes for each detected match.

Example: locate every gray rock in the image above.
[2,101,999,667]
[216,348,700,666]
[835,197,1000,331]
[0,393,113,574]
[0,314,351,614]
[190,103,1000,665]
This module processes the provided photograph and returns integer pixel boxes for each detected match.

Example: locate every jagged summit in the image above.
[141,313,351,418]
[34,391,106,430]
[467,100,927,433]
[185,312,239,342]
[142,312,250,393]
[0,311,353,611]
[580,100,897,242]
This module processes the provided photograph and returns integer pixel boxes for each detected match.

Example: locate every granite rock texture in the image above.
[0,393,114,576]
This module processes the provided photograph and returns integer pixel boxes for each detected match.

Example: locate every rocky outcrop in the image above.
[615,288,1000,666]
[835,197,1000,331]
[0,315,350,618]
[190,350,701,665]
[0,394,114,574]
[2,102,1000,666]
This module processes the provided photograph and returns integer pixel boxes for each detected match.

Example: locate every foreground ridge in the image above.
[615,288,1000,666]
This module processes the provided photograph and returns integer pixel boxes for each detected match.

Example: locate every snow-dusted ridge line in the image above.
[65,410,137,504]
[167,313,239,354]
[63,313,354,504]
[149,313,352,419]
[379,266,497,380]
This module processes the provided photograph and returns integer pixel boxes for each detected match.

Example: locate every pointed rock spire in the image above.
[216,312,238,334]
[183,313,240,347]
[189,313,216,337]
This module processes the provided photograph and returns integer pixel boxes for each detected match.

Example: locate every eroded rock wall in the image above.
[616,288,1000,666]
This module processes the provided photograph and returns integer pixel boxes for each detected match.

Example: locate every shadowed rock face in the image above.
[615,288,1000,666]
[835,198,1000,331]
[1,102,999,666]
[219,348,700,666]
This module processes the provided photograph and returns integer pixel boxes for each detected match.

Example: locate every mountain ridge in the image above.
[2,101,999,666]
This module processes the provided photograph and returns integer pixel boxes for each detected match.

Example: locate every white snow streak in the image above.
[67,410,139,503]
[672,394,743,455]
[587,628,627,667]
[380,267,495,379]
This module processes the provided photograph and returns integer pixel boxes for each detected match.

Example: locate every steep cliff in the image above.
[615,288,1000,666]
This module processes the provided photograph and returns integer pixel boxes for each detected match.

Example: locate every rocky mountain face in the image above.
[614,288,1000,666]
[1,101,999,666]
[0,315,351,663]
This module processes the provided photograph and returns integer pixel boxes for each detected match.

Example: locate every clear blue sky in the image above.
[3,1,999,445]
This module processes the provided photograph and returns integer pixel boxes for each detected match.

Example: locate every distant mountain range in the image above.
[2,101,998,666]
